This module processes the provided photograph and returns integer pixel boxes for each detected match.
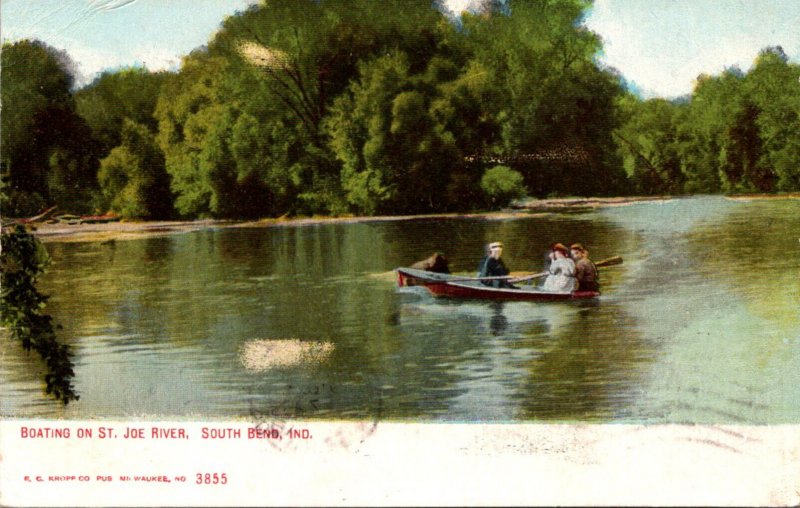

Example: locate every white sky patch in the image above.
[127,43,184,72]
[38,38,182,86]
[444,0,479,14]
[1,0,258,87]
[584,0,800,98]
[63,42,127,84]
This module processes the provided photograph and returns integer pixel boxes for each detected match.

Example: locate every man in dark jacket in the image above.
[477,241,515,288]
[570,243,599,292]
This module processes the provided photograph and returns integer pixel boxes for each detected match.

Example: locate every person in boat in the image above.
[477,241,516,288]
[570,243,599,292]
[543,243,578,292]
[410,252,450,274]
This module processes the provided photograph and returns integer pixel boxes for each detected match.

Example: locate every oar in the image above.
[508,271,548,283]
[509,256,623,278]
[594,255,623,268]
[415,256,623,283]
[429,274,526,283]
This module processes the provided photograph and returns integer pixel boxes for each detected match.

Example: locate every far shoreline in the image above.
[22,193,798,243]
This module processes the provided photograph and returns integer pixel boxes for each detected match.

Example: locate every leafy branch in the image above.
[1,224,79,404]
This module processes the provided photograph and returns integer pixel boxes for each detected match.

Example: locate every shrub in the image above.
[480,165,527,207]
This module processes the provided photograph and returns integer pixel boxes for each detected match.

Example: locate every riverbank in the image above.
[724,191,800,201]
[24,193,797,243]
[29,211,529,243]
[511,195,674,210]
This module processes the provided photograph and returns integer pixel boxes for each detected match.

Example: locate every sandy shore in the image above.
[24,194,787,243]
[724,192,800,201]
[28,211,532,243]
[29,219,234,243]
[510,195,674,210]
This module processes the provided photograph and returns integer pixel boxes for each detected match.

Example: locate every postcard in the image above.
[2,0,799,506]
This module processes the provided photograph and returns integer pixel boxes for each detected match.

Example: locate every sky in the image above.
[584,0,800,97]
[2,0,800,98]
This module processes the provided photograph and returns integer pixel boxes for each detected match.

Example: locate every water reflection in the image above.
[517,302,649,421]
[489,303,509,336]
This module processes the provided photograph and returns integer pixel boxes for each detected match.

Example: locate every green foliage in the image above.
[457,0,627,196]
[75,68,168,155]
[1,40,98,215]
[719,100,765,193]
[8,5,800,220]
[1,225,78,404]
[74,68,171,215]
[325,52,408,214]
[480,165,527,207]
[326,51,461,214]
[154,53,275,218]
[208,0,456,215]
[614,96,684,194]
[617,47,800,195]
[745,47,800,191]
[98,120,173,218]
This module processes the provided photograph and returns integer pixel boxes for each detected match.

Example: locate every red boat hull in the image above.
[396,268,599,301]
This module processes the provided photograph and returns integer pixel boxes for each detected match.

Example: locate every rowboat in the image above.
[396,267,600,301]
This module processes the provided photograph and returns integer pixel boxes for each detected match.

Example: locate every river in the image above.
[2,196,798,423]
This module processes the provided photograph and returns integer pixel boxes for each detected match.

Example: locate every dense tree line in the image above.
[615,46,800,194]
[1,41,98,216]
[2,1,799,220]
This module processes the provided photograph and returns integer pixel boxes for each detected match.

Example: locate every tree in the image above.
[216,0,446,141]
[75,68,168,156]
[744,47,800,191]
[325,52,414,215]
[480,165,527,207]
[325,52,461,214]
[670,49,800,194]
[98,120,173,219]
[614,95,683,194]
[210,0,453,214]
[154,52,279,218]
[1,40,97,215]
[719,99,766,193]
[458,0,627,196]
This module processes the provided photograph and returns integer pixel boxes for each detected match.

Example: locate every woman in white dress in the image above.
[543,243,578,292]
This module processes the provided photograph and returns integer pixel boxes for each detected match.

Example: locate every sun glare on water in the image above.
[240,339,334,371]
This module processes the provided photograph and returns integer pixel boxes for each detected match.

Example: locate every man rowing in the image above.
[570,243,599,292]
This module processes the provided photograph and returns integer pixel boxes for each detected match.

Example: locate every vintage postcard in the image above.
[2,0,799,506]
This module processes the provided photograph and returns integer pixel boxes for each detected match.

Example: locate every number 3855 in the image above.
[196,473,228,485]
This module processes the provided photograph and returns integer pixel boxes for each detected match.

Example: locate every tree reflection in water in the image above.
[517,302,651,421]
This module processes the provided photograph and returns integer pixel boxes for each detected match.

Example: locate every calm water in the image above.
[2,196,798,423]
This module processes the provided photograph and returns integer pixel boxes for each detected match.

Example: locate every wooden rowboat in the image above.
[396,267,600,301]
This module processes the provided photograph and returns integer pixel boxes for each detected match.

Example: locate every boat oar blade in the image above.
[595,256,623,267]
